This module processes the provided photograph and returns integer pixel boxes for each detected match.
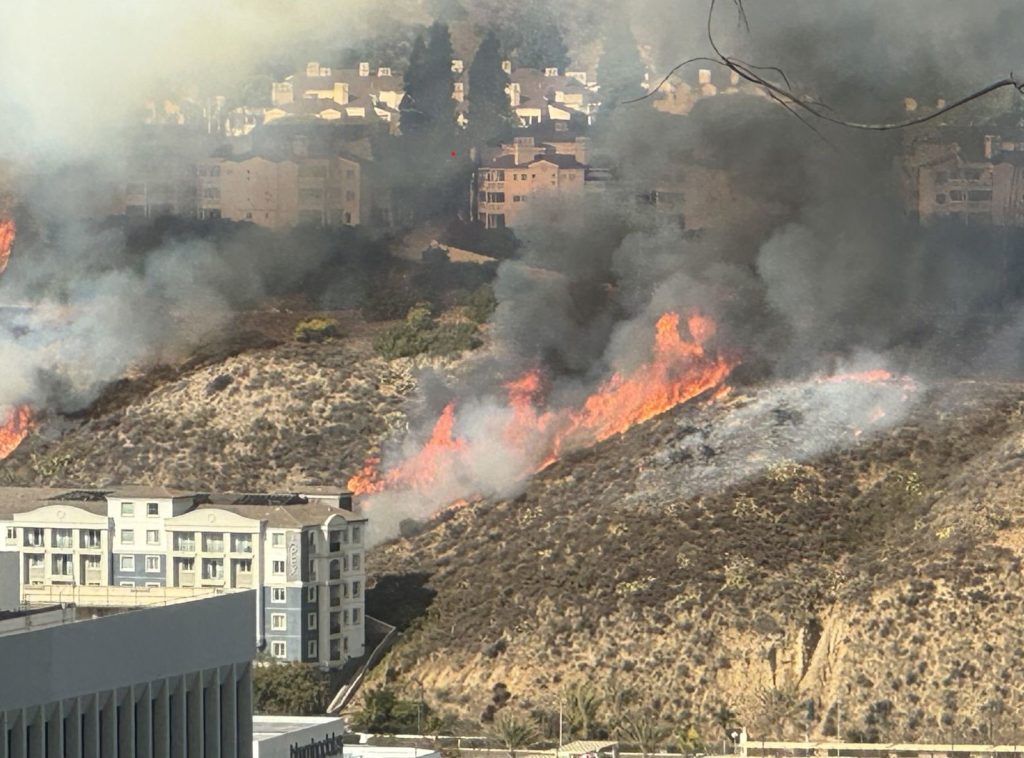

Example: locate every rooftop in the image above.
[252,714,345,742]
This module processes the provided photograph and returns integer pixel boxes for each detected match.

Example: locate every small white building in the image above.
[253,715,346,757]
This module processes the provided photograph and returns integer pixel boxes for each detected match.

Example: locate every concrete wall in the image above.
[0,590,256,711]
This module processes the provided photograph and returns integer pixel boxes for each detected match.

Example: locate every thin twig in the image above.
[627,0,1024,132]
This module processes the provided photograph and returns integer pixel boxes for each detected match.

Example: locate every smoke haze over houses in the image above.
[3,1,1024,535]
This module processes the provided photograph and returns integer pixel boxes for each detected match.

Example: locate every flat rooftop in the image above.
[252,715,345,742]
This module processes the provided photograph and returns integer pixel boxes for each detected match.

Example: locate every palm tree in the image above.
[489,710,540,758]
[616,709,671,758]
[564,682,604,739]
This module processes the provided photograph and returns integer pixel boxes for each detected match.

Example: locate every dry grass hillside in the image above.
[0,310,438,490]
[366,379,1024,744]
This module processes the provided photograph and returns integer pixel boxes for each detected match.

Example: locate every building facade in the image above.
[473,140,589,229]
[0,486,367,669]
[0,592,255,758]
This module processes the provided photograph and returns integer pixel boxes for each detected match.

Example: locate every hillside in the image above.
[0,311,435,491]
[366,378,1024,743]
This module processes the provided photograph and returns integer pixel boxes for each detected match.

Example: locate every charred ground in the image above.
[366,378,1024,742]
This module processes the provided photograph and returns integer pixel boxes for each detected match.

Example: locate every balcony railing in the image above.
[85,568,103,585]
[234,571,253,588]
[173,540,196,552]
[177,570,196,586]
[52,538,73,549]
[231,542,253,554]
[203,541,224,553]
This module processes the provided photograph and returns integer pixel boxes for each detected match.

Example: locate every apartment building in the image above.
[0,592,255,758]
[507,67,599,127]
[473,138,589,228]
[269,62,405,132]
[0,486,367,669]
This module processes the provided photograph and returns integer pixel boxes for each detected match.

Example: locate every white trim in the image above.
[271,640,287,659]
[145,555,161,573]
[119,555,135,571]
[271,587,286,603]
[271,613,287,631]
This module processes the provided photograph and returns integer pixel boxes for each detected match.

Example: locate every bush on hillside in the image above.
[294,316,340,343]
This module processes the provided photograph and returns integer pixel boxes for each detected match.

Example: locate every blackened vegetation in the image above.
[370,380,1024,740]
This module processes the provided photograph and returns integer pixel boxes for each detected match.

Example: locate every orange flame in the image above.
[822,369,893,384]
[0,406,33,460]
[0,218,14,276]
[348,312,737,497]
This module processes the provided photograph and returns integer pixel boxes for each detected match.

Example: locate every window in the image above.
[949,190,965,201]
[352,580,361,598]
[343,637,349,653]
[351,526,361,543]
[120,581,136,587]
[145,556,161,573]
[231,534,252,553]
[237,559,252,573]
[147,503,159,516]
[968,189,992,202]
[27,555,43,568]
[307,531,317,546]
[272,533,284,547]
[329,531,342,552]
[121,502,134,516]
[121,529,135,545]
[4,527,15,544]
[309,560,316,580]
[307,585,317,602]
[343,609,349,624]
[202,559,224,580]
[308,640,318,658]
[330,560,341,580]
[272,560,285,575]
[271,641,287,659]
[174,532,195,551]
[120,555,135,571]
[202,533,224,552]
[52,529,72,548]
[146,530,159,545]
[308,612,318,630]
[934,193,946,205]
[52,555,72,576]
[272,587,286,603]
[81,530,101,548]
[352,608,361,624]
[352,554,361,570]
[24,528,43,547]
[271,613,287,631]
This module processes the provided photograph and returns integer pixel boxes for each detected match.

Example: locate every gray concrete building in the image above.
[0,591,256,758]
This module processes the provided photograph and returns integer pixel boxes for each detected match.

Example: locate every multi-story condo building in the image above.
[0,486,367,669]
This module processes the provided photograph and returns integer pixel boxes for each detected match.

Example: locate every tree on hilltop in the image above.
[468,30,514,144]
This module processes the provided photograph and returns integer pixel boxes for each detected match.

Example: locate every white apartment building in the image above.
[0,486,367,669]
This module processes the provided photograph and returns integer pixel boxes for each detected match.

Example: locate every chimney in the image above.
[359,62,370,77]
[904,97,918,112]
[333,82,350,105]
[936,97,947,109]
[544,67,559,78]
[272,81,294,106]
[502,60,512,74]
[576,136,591,166]
[451,59,464,73]
[377,67,392,78]
[729,71,740,86]
[698,68,712,85]
[306,61,320,77]
[508,82,521,108]
[984,134,995,160]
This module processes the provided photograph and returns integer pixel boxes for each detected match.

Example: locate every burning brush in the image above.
[0,216,33,461]
[349,311,737,507]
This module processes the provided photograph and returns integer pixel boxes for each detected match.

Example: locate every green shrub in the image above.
[294,317,340,343]
[373,305,481,359]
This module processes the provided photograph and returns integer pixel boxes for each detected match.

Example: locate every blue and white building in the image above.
[0,486,367,668]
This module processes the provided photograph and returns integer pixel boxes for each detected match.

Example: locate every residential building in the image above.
[0,485,367,669]
[507,67,600,127]
[899,119,1024,226]
[472,138,590,228]
[270,62,405,133]
[0,591,255,758]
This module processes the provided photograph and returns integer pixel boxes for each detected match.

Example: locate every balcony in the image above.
[234,571,253,588]
[84,567,103,585]
[173,540,196,553]
[480,180,505,191]
[230,541,253,555]
[51,572,74,584]
[177,569,196,587]
[203,541,225,553]
[52,538,73,550]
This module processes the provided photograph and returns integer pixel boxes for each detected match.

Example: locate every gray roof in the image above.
[0,487,109,520]
[196,498,364,527]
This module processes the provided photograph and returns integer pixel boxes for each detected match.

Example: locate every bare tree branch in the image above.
[630,0,1024,131]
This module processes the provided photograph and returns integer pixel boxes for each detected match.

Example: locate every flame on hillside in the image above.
[0,406,33,460]
[0,216,33,461]
[0,218,13,276]
[349,311,737,499]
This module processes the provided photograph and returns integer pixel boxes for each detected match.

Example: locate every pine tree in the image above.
[419,21,457,136]
[400,34,429,137]
[515,20,570,72]
[597,17,646,117]
[468,30,513,144]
